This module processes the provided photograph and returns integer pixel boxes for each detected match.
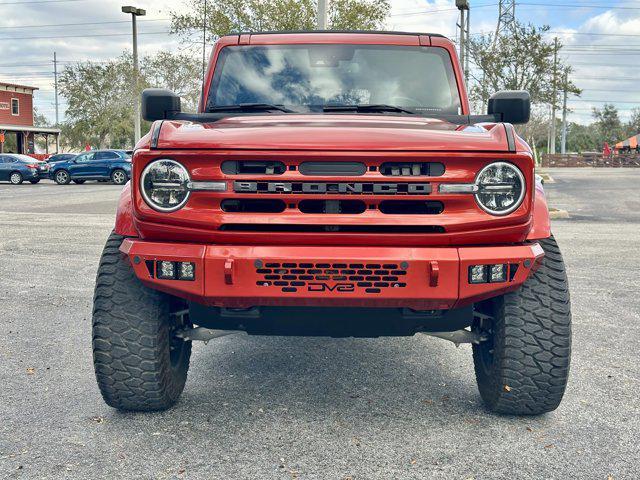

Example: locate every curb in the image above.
[537,172,556,184]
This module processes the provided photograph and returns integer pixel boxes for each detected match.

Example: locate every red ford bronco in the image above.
[92,31,571,415]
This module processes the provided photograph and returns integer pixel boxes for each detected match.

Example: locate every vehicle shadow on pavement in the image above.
[176,334,485,420]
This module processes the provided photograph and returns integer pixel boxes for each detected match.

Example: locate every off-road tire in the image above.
[92,231,192,411]
[472,236,571,415]
[10,171,23,184]
[29,179,40,184]
[73,179,86,184]
[54,170,71,185]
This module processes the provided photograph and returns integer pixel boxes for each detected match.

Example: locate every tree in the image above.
[624,107,640,138]
[33,107,50,127]
[59,57,134,149]
[328,0,390,30]
[565,122,599,153]
[468,22,581,108]
[592,104,624,147]
[170,0,390,45]
[142,52,202,112]
[59,52,203,149]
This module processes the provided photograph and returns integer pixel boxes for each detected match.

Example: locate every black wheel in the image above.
[29,179,41,184]
[73,179,86,184]
[472,236,571,415]
[10,171,23,185]
[92,232,192,411]
[54,170,71,185]
[111,169,127,185]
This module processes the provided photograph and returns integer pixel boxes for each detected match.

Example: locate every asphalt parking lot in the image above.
[1,169,639,479]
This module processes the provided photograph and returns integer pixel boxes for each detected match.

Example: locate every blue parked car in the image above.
[50,149,132,185]
[0,153,49,184]
[45,152,78,167]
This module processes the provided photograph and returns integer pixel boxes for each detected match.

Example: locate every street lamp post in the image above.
[122,5,146,145]
[456,0,470,87]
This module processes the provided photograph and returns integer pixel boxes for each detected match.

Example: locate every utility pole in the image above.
[550,37,559,155]
[122,5,146,145]
[561,69,569,155]
[202,0,207,85]
[317,0,328,29]
[465,7,470,83]
[53,51,59,127]
[494,0,516,46]
[456,1,470,86]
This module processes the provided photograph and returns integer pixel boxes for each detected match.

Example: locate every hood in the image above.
[155,115,513,152]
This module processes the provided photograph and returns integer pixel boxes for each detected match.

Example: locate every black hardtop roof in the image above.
[222,30,446,38]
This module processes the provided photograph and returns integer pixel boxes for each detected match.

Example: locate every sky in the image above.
[1,0,640,126]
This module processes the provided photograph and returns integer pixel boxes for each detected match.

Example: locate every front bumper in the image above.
[121,240,544,310]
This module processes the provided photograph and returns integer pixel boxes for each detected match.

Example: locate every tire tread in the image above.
[92,232,190,411]
[474,236,572,415]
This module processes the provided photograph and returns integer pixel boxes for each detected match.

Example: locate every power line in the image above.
[389,3,496,16]
[0,30,172,41]
[0,18,170,29]
[0,0,87,4]
[550,31,640,38]
[519,2,640,10]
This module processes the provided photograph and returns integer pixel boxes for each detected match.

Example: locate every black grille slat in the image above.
[221,199,286,213]
[379,200,444,215]
[299,162,367,176]
[380,162,445,177]
[222,161,286,175]
[221,224,445,233]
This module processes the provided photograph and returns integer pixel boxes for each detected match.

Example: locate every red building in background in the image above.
[0,81,60,156]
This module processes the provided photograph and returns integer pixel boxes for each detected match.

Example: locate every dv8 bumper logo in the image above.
[308,282,355,292]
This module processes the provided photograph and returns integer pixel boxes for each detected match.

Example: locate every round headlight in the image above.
[475,162,525,215]
[140,159,191,212]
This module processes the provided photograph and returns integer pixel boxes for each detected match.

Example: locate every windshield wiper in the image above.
[208,103,295,113]
[323,104,417,115]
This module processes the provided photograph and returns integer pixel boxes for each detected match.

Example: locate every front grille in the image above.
[255,261,409,294]
[217,159,450,235]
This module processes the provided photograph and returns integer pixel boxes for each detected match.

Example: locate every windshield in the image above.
[208,45,461,115]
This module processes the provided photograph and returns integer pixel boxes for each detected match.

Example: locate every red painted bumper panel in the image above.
[120,240,544,310]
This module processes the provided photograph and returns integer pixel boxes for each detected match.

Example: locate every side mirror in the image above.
[488,90,530,124]
[141,88,182,122]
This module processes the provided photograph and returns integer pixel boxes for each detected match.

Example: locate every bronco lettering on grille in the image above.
[234,181,431,195]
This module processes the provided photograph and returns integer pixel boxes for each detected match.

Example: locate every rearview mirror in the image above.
[141,89,182,122]
[488,91,530,125]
